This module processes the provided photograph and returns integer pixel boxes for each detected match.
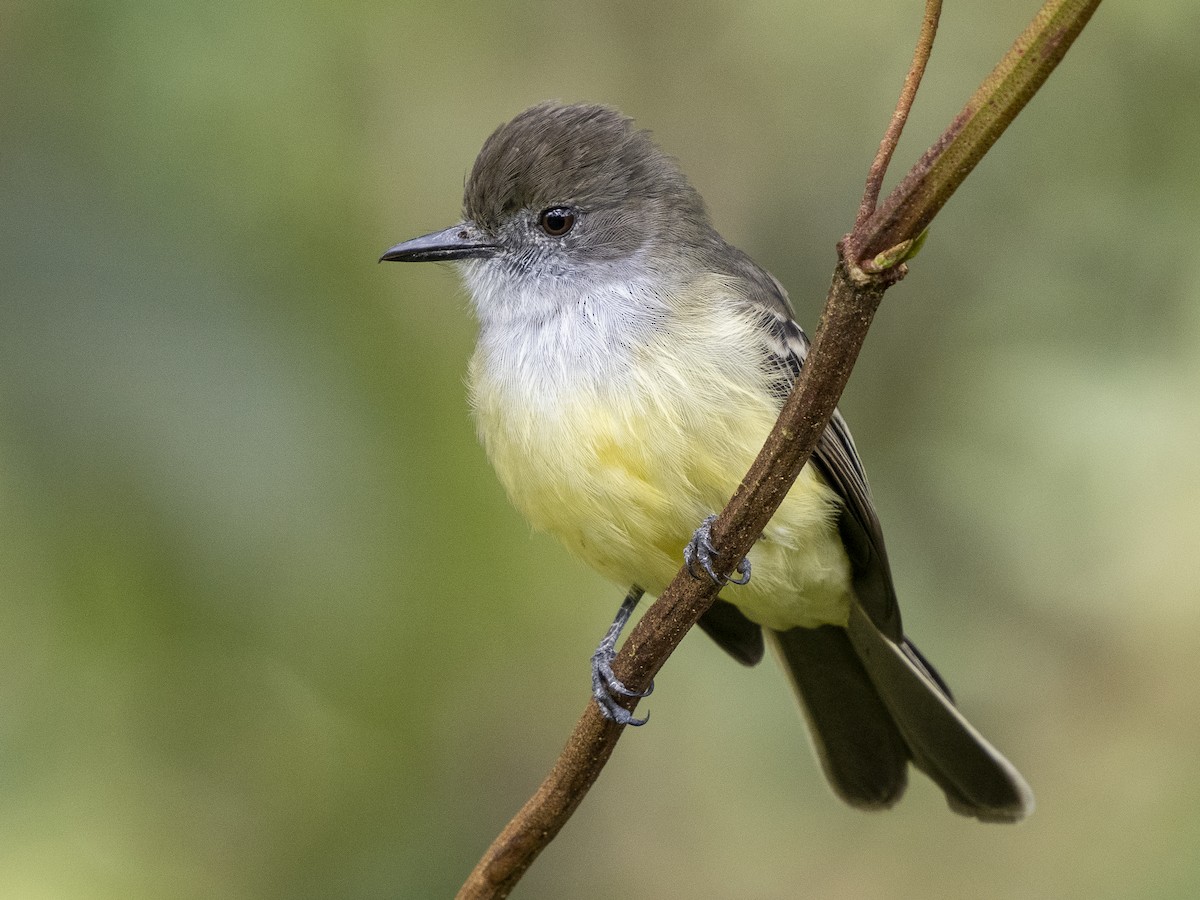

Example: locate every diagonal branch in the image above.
[457,1,1101,897]
[456,261,886,900]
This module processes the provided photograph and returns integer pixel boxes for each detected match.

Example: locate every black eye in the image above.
[538,207,576,237]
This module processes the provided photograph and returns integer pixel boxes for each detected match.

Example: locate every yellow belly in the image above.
[469,342,854,632]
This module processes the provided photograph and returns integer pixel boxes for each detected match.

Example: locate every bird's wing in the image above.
[728,254,904,642]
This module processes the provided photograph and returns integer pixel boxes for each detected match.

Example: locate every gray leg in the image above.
[591,587,653,726]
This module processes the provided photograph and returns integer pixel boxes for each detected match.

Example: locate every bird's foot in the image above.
[591,588,652,726]
[684,515,751,586]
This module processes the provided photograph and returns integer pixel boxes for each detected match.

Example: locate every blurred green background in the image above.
[2,1,1198,897]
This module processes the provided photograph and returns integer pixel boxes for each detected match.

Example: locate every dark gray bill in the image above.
[379,223,498,263]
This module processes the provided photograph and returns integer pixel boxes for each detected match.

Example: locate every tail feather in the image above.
[769,626,909,809]
[771,606,1034,823]
[844,604,1034,822]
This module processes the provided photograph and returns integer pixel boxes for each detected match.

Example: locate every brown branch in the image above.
[856,0,943,229]
[458,1,1101,896]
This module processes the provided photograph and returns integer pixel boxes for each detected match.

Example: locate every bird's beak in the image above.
[379,222,498,263]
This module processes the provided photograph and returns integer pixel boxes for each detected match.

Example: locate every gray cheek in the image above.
[579,209,649,262]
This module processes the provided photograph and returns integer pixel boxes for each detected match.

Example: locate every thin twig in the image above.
[856,0,943,229]
[849,0,1102,267]
[457,1,1102,896]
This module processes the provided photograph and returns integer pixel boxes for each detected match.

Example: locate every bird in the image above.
[381,101,1033,822]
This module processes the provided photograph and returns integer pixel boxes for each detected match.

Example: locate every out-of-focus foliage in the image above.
[2,2,1198,897]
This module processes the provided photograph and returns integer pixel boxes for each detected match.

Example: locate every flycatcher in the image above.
[382,102,1033,822]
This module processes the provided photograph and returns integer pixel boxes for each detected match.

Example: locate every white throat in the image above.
[461,256,680,402]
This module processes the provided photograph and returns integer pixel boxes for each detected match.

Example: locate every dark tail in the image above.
[769,605,1033,823]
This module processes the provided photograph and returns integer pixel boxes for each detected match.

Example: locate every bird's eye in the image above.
[538,207,576,237]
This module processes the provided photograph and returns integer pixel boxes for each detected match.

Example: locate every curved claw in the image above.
[729,557,752,585]
[684,515,752,587]
[601,699,649,728]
